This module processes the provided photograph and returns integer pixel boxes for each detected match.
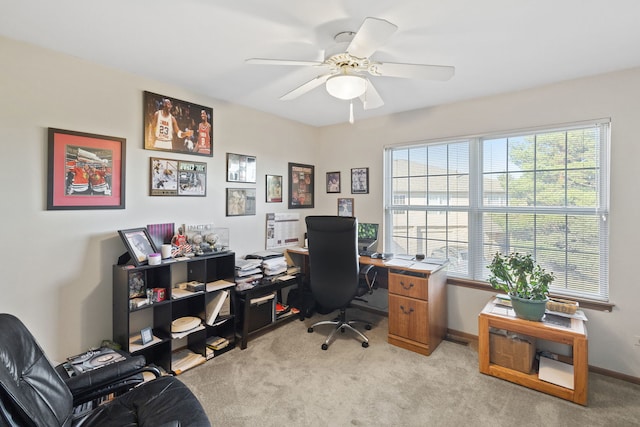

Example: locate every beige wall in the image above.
[0,36,320,362]
[2,35,639,378]
[318,68,640,378]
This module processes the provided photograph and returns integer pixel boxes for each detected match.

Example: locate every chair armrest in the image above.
[64,355,161,406]
[359,264,377,293]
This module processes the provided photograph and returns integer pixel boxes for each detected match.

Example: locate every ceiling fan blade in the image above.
[246,58,324,67]
[360,80,384,110]
[347,17,398,58]
[279,74,332,101]
[370,62,455,81]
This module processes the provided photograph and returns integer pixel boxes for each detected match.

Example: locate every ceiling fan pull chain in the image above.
[349,100,354,124]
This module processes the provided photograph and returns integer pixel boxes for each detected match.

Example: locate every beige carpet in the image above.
[179,309,640,426]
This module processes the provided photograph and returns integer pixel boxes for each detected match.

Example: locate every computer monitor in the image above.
[358,223,379,252]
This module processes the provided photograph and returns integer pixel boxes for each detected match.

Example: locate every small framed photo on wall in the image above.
[266,174,283,202]
[288,162,314,208]
[351,167,369,194]
[326,171,341,193]
[226,188,257,216]
[227,153,257,183]
[338,198,354,217]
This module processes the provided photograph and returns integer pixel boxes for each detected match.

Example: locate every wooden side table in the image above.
[478,298,588,405]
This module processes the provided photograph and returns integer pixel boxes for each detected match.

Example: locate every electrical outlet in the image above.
[634,336,640,347]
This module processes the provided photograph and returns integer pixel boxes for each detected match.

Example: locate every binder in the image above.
[206,290,229,326]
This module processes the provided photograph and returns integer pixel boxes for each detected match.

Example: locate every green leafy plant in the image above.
[487,252,554,300]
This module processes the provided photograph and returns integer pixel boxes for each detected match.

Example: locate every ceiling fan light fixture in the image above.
[325,74,367,100]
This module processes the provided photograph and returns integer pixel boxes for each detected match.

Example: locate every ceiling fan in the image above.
[246,17,455,122]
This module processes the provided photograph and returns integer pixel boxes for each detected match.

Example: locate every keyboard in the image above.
[359,250,377,257]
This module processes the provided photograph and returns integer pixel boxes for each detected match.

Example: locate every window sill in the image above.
[447,277,614,312]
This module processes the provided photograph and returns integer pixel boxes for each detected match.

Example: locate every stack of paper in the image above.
[236,259,262,277]
[262,256,287,276]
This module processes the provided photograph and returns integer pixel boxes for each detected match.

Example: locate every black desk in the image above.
[234,275,302,349]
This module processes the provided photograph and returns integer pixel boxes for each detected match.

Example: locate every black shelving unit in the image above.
[234,275,303,349]
[113,252,236,374]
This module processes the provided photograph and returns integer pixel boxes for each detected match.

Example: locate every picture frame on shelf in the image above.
[140,327,153,345]
[326,171,341,193]
[47,128,126,210]
[128,271,146,298]
[351,167,369,194]
[146,223,175,250]
[143,91,213,157]
[288,162,314,208]
[226,153,257,183]
[266,174,283,203]
[226,188,257,216]
[118,228,158,266]
[338,198,354,217]
[149,157,206,196]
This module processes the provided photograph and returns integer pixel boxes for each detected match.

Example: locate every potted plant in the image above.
[487,252,555,321]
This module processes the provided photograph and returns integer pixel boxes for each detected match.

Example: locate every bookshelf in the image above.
[113,252,236,374]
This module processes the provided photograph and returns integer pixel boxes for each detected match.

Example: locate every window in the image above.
[385,121,610,301]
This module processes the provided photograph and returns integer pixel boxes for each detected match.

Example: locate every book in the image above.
[171,288,195,299]
[171,349,206,375]
[206,336,230,351]
[206,279,235,292]
[206,290,229,326]
[218,293,231,317]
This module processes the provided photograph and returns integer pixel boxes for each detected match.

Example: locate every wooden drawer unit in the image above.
[388,293,428,344]
[387,267,447,356]
[389,272,428,299]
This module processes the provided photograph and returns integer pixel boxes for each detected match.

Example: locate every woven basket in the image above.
[546,298,578,314]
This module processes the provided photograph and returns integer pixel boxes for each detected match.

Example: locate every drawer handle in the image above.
[400,281,414,290]
[399,305,414,315]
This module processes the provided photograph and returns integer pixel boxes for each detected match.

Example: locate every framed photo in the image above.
[128,271,146,298]
[226,188,257,216]
[47,128,125,210]
[227,153,257,183]
[143,91,213,157]
[338,198,354,217]
[326,171,341,193]
[351,167,369,194]
[266,174,283,203]
[118,228,158,266]
[288,162,314,208]
[140,327,153,345]
[150,157,206,196]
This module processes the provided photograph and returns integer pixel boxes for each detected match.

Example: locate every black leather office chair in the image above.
[305,216,371,350]
[0,313,210,426]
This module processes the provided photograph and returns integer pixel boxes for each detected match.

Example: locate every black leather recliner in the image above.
[0,313,211,426]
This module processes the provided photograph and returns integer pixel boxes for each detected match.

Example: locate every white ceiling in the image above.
[2,0,640,127]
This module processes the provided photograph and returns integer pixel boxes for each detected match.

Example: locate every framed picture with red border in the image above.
[47,128,126,210]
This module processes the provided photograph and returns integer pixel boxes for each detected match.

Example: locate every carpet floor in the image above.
[179,309,640,426]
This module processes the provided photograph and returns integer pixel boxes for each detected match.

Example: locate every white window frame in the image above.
[384,119,610,302]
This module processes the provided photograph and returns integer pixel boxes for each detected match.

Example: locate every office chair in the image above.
[0,313,210,426]
[305,216,371,350]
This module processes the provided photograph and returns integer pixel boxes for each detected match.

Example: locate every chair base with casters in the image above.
[307,307,371,350]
